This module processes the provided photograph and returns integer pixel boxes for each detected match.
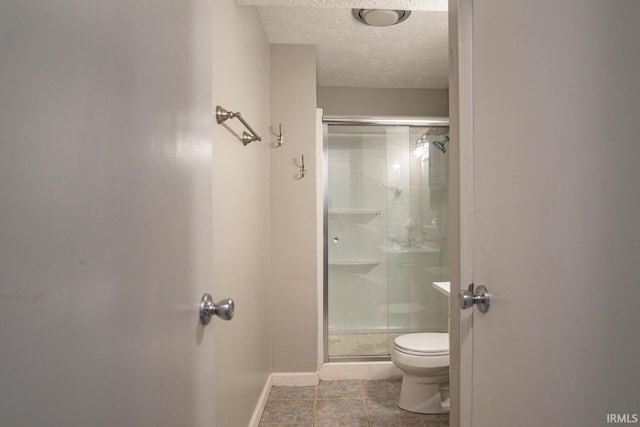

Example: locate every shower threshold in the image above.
[328,355,390,363]
[327,332,403,361]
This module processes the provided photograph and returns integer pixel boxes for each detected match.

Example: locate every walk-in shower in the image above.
[323,116,450,362]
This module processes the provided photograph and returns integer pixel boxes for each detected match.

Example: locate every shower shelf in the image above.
[382,242,441,254]
[353,223,385,235]
[328,259,381,267]
[328,209,382,216]
[353,274,387,288]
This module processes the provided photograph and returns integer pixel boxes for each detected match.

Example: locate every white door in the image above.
[0,1,216,426]
[467,1,640,426]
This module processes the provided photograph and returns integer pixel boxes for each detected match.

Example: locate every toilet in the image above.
[391,332,450,414]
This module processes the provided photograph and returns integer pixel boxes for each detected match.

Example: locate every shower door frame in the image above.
[322,115,450,363]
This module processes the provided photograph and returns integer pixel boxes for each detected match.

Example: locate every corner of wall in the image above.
[316,107,325,368]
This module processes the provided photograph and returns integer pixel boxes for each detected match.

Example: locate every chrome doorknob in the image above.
[457,283,490,313]
[199,294,235,325]
[458,288,476,310]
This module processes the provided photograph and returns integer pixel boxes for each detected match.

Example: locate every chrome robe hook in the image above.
[296,154,306,179]
[275,123,284,147]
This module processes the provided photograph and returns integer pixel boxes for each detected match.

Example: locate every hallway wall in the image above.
[212,2,271,426]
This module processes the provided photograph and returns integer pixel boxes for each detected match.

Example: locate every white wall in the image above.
[212,3,271,426]
[269,44,319,373]
[318,86,449,117]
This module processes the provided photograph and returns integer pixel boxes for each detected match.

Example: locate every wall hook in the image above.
[274,123,284,147]
[296,154,306,180]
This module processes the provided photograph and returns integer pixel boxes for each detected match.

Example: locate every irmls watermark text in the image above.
[607,414,639,424]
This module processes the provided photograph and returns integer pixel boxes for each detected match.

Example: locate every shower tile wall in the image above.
[327,125,449,359]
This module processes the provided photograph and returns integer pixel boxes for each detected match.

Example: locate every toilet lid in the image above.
[394,333,449,356]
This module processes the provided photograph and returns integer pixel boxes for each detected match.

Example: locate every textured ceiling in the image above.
[235,1,449,89]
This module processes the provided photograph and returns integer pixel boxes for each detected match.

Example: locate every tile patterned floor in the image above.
[259,379,449,427]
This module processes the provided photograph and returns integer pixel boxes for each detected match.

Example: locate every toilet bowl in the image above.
[391,332,449,414]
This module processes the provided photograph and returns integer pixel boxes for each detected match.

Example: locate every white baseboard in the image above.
[271,372,319,386]
[318,361,402,381]
[248,374,272,427]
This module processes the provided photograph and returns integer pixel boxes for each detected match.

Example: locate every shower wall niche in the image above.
[324,118,450,361]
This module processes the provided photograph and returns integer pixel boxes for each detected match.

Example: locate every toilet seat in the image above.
[394,333,449,356]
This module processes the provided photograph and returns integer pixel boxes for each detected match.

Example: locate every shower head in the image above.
[432,136,449,154]
[386,185,402,196]
[432,140,447,153]
[415,129,449,156]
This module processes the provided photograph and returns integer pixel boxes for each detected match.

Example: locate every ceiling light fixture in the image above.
[352,9,412,27]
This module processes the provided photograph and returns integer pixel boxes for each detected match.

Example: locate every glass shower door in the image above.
[325,120,450,361]
[326,125,390,359]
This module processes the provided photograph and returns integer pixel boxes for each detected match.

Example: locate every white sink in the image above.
[433,281,451,296]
